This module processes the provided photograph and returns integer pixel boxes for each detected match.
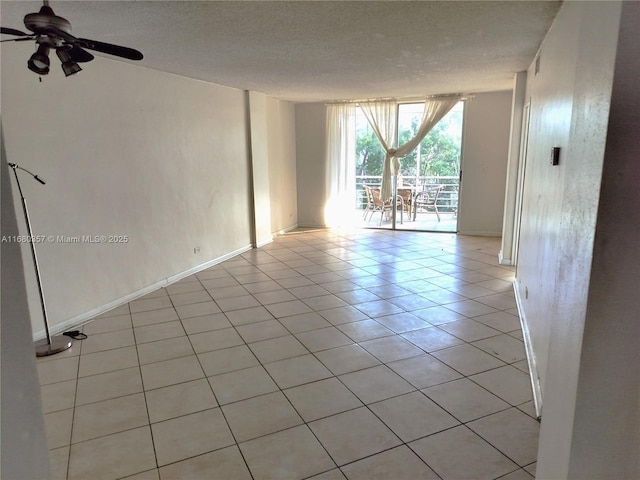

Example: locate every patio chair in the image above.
[396,187,413,219]
[365,185,403,226]
[413,185,444,221]
[362,185,376,220]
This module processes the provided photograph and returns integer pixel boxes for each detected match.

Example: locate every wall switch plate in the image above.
[551,147,560,166]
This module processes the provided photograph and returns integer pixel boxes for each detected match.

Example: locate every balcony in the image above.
[355,175,459,232]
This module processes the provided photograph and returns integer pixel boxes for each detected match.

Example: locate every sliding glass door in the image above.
[356,101,463,232]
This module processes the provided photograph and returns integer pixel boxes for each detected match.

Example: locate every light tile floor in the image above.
[38,229,540,480]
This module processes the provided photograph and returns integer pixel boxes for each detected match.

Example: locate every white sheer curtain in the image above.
[358,100,398,201]
[324,104,356,228]
[360,95,462,200]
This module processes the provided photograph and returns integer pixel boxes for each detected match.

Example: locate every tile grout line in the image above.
[44,230,532,479]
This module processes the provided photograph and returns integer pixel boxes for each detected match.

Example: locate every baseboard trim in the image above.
[498,250,513,266]
[297,222,328,229]
[165,244,253,285]
[272,223,299,236]
[33,244,253,341]
[513,280,543,419]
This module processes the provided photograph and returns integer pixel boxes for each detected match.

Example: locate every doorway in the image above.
[356,102,463,232]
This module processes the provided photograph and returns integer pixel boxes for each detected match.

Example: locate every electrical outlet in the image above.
[194,247,200,254]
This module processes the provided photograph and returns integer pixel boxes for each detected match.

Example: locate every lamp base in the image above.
[35,336,73,357]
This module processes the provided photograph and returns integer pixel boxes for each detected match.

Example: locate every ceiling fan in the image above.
[0,0,143,77]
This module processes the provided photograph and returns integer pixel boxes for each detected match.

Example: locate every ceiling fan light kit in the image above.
[56,46,82,76]
[28,43,51,75]
[1,1,143,78]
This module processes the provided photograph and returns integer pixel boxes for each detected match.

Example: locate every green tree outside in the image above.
[402,120,461,178]
[355,127,386,177]
[356,106,462,179]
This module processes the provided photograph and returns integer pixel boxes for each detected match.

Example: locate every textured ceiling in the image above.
[1,1,562,102]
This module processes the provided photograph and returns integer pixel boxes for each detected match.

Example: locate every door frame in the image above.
[513,100,531,268]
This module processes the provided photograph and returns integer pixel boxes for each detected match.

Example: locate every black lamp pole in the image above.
[8,163,72,356]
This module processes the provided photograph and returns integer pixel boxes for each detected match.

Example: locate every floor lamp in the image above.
[9,163,72,357]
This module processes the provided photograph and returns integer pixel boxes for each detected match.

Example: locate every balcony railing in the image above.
[356,175,459,213]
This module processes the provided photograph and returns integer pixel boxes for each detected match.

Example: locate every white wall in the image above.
[295,103,328,227]
[458,91,512,236]
[1,133,51,480]
[517,0,618,421]
[1,43,253,336]
[570,4,640,476]
[266,98,298,234]
[515,4,584,411]
[571,3,640,475]
[248,92,298,239]
[512,1,639,478]
[248,92,274,246]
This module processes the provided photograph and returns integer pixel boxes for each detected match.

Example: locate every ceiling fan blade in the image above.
[1,27,30,36]
[44,27,138,62]
[67,45,94,63]
[1,36,35,43]
[77,38,143,61]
